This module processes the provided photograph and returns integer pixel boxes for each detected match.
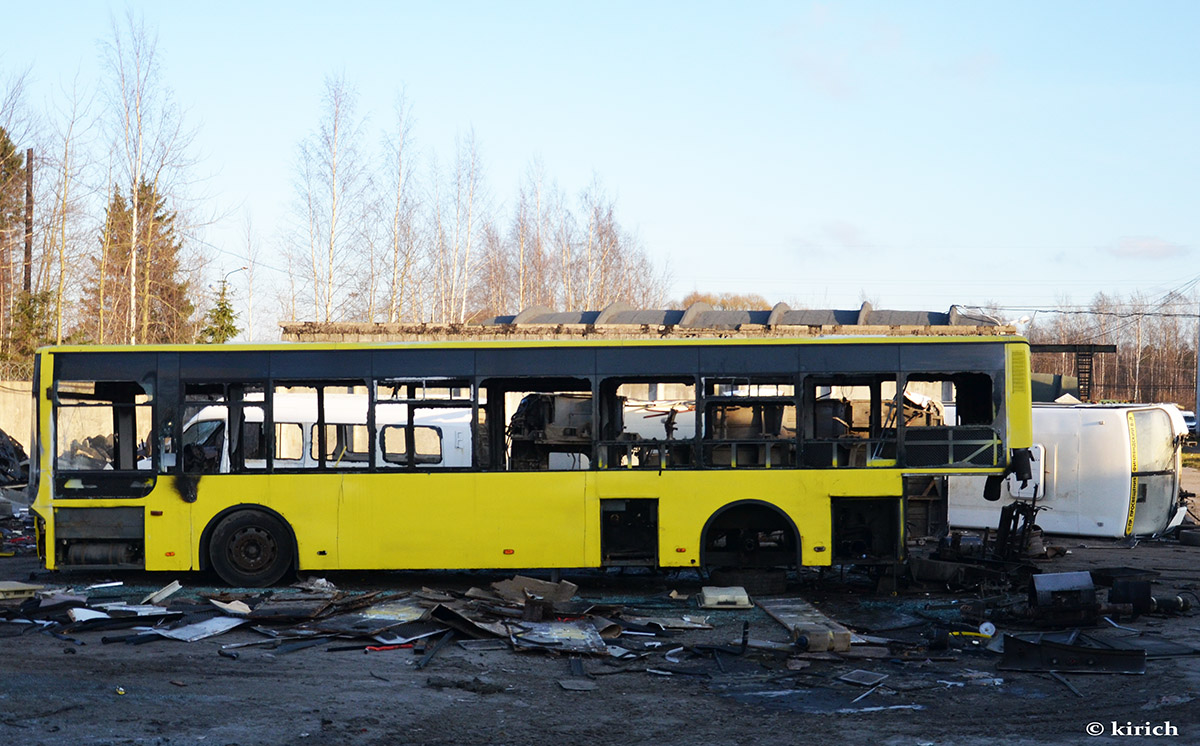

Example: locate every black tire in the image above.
[209,509,294,587]
[1179,528,1200,547]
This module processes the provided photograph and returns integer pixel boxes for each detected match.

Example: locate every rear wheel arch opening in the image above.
[700,499,802,573]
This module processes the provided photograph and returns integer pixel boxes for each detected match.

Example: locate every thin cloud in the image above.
[821,220,874,252]
[1107,237,1188,260]
[941,50,1000,86]
[787,49,857,99]
[791,220,878,259]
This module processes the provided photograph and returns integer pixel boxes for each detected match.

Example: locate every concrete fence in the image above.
[0,380,32,452]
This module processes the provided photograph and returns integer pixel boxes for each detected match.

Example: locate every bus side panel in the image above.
[475,473,587,569]
[593,469,903,568]
[337,472,477,569]
[140,479,200,571]
[180,473,343,572]
[338,473,587,570]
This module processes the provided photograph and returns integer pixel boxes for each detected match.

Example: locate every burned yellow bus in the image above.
[29,336,1032,586]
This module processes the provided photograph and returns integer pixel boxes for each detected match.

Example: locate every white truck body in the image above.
[947,402,1188,538]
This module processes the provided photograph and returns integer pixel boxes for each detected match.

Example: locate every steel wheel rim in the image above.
[228,526,277,572]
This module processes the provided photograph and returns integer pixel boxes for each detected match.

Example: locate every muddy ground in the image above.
[3,471,1200,746]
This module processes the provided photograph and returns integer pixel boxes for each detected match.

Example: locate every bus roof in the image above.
[37,334,1029,356]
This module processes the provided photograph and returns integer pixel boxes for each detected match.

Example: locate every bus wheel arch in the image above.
[699,499,802,573]
[202,506,297,587]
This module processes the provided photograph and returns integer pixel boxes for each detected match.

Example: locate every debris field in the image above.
[2,541,1200,745]
[5,467,1200,746]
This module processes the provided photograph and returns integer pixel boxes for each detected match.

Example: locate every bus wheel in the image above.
[209,510,294,587]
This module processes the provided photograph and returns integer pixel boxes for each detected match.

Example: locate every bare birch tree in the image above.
[381,93,418,323]
[42,73,97,344]
[454,131,484,323]
[276,78,670,326]
[1027,290,1199,405]
[288,75,370,322]
[427,132,487,323]
[102,11,193,344]
[240,212,260,341]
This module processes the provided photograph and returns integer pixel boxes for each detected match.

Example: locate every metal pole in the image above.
[23,147,32,293]
[1194,302,1199,422]
[1134,315,1142,402]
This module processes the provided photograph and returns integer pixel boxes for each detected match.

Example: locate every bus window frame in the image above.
[51,378,157,497]
[597,375,697,470]
[374,377,473,471]
[270,380,372,472]
[700,376,798,469]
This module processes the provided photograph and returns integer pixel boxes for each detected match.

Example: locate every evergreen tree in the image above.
[0,127,27,357]
[9,290,53,358]
[0,127,21,230]
[80,183,195,344]
[198,280,240,343]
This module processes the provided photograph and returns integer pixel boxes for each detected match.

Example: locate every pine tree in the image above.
[80,183,195,344]
[0,127,27,357]
[198,280,240,343]
[8,290,53,358]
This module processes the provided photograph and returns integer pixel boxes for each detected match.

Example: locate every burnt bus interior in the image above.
[45,342,1008,573]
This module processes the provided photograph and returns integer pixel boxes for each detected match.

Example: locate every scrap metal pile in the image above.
[2,556,1197,711]
[0,575,734,665]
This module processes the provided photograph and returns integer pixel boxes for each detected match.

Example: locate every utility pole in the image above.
[1134,314,1142,402]
[23,148,32,293]
[1195,302,1199,422]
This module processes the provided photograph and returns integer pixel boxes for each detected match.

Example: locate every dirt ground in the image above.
[3,472,1200,746]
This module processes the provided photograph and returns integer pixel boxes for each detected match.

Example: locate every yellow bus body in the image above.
[30,336,1033,581]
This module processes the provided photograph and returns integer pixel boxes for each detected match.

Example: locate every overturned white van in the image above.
[947,402,1190,539]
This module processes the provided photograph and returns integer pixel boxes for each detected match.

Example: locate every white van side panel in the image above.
[948,404,1182,538]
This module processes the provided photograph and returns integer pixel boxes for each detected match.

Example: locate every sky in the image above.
[4,1,1200,329]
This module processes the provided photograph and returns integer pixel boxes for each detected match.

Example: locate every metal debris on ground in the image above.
[9,547,1198,713]
[838,669,889,687]
[998,634,1147,674]
[209,599,252,615]
[1027,571,1101,626]
[698,586,752,609]
[246,596,334,621]
[415,630,456,669]
[0,581,43,600]
[151,616,246,642]
[491,574,579,605]
[757,597,853,652]
[140,580,182,605]
[619,614,712,630]
[509,620,608,654]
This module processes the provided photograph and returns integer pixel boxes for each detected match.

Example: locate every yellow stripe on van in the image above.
[1125,411,1138,536]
